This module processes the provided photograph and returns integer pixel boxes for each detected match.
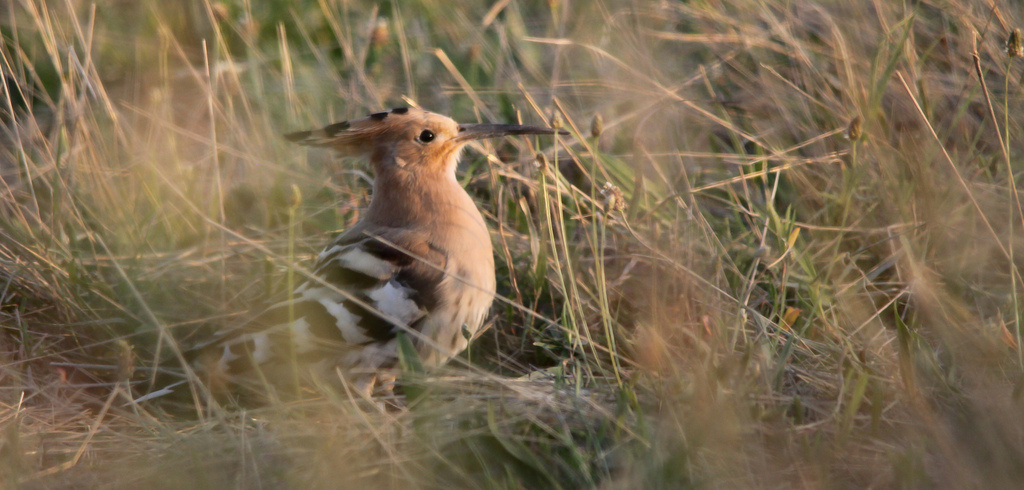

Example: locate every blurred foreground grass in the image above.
[2,0,1024,487]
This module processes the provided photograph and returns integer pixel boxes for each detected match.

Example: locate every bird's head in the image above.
[285,107,565,175]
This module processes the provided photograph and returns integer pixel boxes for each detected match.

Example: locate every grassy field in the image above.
[2,0,1024,487]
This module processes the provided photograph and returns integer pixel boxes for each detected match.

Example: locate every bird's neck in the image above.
[365,167,483,232]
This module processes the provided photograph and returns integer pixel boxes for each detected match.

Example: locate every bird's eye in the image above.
[417,129,435,143]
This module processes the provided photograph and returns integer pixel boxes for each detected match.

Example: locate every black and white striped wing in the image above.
[215,230,446,372]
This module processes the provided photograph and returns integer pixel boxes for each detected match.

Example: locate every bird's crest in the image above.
[283,107,450,152]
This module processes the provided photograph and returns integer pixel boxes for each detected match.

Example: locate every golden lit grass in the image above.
[2,0,1024,487]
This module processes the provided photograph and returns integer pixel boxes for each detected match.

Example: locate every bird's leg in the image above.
[375,371,397,397]
[352,373,377,399]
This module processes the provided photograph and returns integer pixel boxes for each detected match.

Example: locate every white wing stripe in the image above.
[366,281,426,327]
[251,332,272,364]
[289,317,315,353]
[337,247,396,279]
[218,344,240,371]
[297,286,371,343]
[320,298,371,344]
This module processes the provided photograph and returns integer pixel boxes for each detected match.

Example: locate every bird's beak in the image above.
[453,123,568,142]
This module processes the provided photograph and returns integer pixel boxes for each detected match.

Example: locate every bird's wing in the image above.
[214,227,447,372]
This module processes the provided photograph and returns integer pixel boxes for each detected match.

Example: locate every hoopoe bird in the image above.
[211,106,564,396]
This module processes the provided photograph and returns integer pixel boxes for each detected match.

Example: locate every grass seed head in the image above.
[846,116,863,142]
[1007,29,1023,58]
[550,112,564,130]
[466,44,481,63]
[600,182,625,214]
[535,152,549,171]
[371,19,390,47]
[289,184,303,211]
